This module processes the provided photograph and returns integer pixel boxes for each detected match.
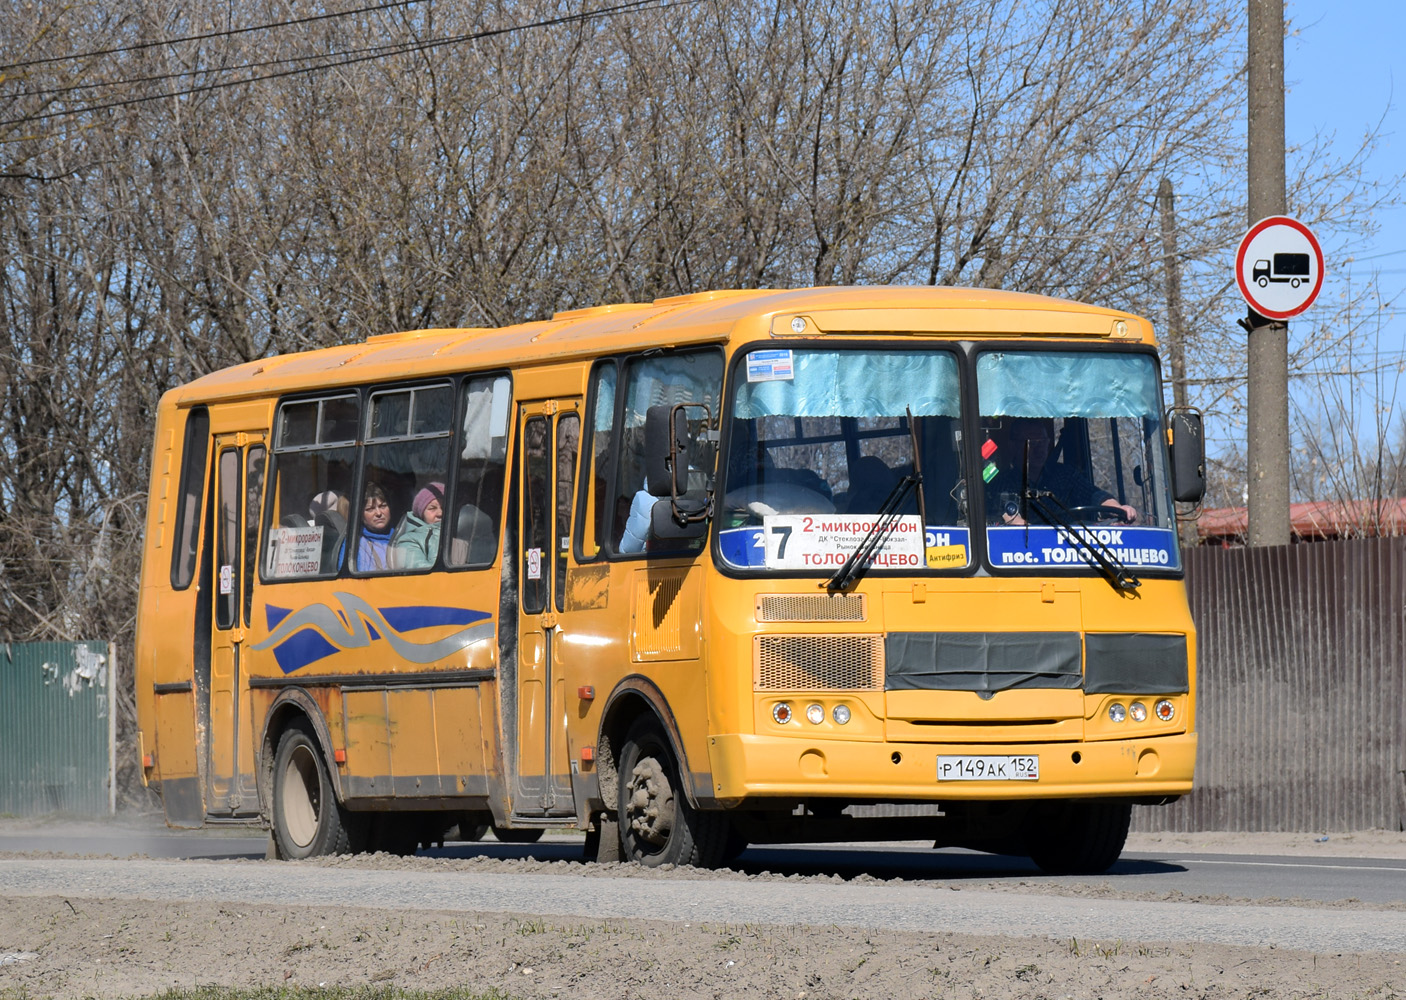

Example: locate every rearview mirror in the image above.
[1168,409,1206,503]
[645,404,690,498]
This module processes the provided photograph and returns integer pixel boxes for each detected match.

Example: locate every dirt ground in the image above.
[2,894,1405,1000]
[2,822,1405,998]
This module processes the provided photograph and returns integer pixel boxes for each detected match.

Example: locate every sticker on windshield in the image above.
[762,514,924,571]
[987,525,1177,569]
[720,525,970,570]
[746,350,794,382]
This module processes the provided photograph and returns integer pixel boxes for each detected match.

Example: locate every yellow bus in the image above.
[134,286,1204,873]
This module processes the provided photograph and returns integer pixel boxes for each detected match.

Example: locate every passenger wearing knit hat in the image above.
[393,481,446,569]
[412,482,446,522]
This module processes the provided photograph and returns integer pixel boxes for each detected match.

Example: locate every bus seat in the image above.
[314,510,346,572]
[453,504,496,564]
[281,513,310,528]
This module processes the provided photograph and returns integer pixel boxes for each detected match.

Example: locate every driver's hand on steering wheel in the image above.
[1101,498,1138,523]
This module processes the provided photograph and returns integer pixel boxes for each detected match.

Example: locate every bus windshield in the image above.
[977,350,1180,573]
[718,347,968,572]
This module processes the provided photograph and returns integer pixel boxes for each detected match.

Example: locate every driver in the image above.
[985,417,1137,524]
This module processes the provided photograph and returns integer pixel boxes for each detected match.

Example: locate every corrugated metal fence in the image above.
[1134,537,1406,832]
[0,641,116,816]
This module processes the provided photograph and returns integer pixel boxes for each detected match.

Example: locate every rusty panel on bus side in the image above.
[342,689,391,797]
[434,686,490,796]
[384,688,440,795]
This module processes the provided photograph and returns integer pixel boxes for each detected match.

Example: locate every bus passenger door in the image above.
[205,434,265,817]
[514,399,581,816]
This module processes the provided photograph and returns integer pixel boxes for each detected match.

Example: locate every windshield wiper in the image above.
[824,474,918,593]
[1022,489,1141,595]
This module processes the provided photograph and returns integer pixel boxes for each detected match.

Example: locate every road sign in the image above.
[1235,215,1325,320]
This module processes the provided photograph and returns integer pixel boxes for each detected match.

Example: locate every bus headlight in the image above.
[1155,699,1175,722]
[806,704,825,725]
[1108,703,1126,723]
[832,704,851,725]
[1129,701,1148,723]
[772,703,793,725]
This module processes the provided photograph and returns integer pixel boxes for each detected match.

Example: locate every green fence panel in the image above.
[0,641,115,816]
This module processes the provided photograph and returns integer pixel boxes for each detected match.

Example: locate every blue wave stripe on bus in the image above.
[251,593,496,674]
[380,606,492,632]
[270,630,341,675]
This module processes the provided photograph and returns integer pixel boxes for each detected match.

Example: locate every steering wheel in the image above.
[1062,504,1132,524]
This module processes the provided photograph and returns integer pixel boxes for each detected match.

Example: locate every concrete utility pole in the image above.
[1245,0,1290,546]
[1157,177,1189,412]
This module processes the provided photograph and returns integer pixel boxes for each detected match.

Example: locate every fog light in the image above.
[1108,703,1126,723]
[832,704,851,725]
[806,703,825,725]
[1130,701,1148,723]
[772,702,793,725]
[1155,699,1175,721]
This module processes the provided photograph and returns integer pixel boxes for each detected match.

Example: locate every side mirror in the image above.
[645,404,689,498]
[650,498,709,541]
[1168,408,1206,503]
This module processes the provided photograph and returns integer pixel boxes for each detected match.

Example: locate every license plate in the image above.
[937,755,1039,781]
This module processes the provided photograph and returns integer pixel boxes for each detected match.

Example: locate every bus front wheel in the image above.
[272,721,364,859]
[617,718,727,868]
[1025,800,1131,875]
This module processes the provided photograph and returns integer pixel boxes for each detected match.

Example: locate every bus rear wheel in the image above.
[1025,800,1131,875]
[617,718,727,868]
[272,721,364,859]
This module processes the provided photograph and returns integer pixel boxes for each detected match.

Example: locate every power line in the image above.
[0,0,430,74]
[0,0,696,130]
[9,35,416,103]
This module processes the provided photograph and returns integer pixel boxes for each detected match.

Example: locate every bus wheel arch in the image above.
[596,678,696,814]
[270,718,367,858]
[615,714,728,868]
[259,689,360,857]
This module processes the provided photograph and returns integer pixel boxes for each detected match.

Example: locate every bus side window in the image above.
[262,394,358,581]
[170,407,210,590]
[575,361,618,561]
[447,375,511,569]
[244,445,266,625]
[611,350,723,556]
[360,383,454,574]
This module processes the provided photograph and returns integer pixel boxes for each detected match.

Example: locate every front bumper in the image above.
[708,732,1196,802]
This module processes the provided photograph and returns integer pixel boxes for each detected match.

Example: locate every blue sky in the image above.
[1286,0,1404,430]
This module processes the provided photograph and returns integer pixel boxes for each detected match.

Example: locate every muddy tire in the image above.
[1026,800,1131,875]
[617,717,727,868]
[271,721,365,859]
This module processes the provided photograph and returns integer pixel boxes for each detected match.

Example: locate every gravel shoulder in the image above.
[2,816,1404,999]
[3,894,1405,1000]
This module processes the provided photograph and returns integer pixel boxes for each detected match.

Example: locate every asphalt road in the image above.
[2,824,1405,952]
[3,849,1405,953]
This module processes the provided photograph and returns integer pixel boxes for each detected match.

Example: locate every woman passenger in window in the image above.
[391,482,445,570]
[354,483,395,571]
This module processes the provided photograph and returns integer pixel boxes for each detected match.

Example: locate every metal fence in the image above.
[1134,537,1406,832]
[0,641,116,816]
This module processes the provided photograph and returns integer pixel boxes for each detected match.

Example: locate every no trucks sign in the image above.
[1235,215,1325,320]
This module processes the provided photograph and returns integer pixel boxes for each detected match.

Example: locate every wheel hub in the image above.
[625,756,675,848]
[281,744,321,849]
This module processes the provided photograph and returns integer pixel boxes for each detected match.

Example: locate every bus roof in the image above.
[172,286,1150,405]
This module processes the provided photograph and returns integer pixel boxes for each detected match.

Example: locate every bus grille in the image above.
[755,593,866,622]
[754,635,884,690]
